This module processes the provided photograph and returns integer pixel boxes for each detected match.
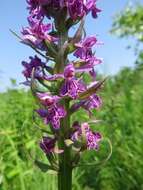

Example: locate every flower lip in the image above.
[22,55,43,79]
[36,105,66,129]
[75,36,97,48]
[60,78,86,99]
[64,63,75,79]
[71,122,102,150]
[37,93,60,106]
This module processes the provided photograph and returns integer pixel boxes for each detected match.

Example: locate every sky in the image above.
[0,1,141,91]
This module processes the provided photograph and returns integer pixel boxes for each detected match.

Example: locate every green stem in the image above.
[54,31,68,73]
[58,147,72,190]
[58,100,72,190]
[56,13,72,188]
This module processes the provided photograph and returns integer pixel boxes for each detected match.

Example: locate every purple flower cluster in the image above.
[36,93,66,129]
[21,16,58,51]
[67,0,101,20]
[22,55,44,81]
[26,0,101,20]
[21,0,103,157]
[60,63,86,99]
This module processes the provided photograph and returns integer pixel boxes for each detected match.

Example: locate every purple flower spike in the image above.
[21,0,104,171]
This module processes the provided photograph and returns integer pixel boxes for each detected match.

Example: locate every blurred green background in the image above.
[0,2,143,190]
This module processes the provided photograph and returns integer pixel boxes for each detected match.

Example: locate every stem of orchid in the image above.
[54,31,68,74]
[56,14,72,189]
[58,100,72,190]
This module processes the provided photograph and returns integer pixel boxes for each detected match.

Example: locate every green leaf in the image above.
[34,160,55,172]
[79,78,107,100]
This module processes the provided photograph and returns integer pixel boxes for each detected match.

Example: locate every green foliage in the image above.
[111,3,143,41]
[0,89,57,190]
[111,2,143,65]
[80,64,143,190]
[0,63,143,189]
